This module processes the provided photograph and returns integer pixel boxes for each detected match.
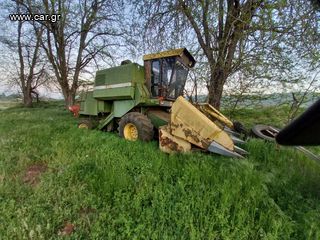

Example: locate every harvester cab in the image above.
[143,48,195,100]
[74,48,247,158]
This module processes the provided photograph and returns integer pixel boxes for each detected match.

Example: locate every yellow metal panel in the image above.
[143,48,196,68]
[159,125,191,153]
[198,104,234,129]
[170,97,234,151]
[143,48,185,61]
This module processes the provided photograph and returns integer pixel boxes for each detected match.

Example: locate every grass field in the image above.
[0,102,319,239]
[0,100,21,110]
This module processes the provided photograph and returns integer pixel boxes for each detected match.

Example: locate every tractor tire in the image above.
[119,112,154,141]
[78,118,97,129]
[251,124,279,141]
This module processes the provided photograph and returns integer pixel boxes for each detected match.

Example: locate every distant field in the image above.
[0,102,319,239]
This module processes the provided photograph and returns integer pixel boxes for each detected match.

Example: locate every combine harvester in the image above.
[71,48,247,158]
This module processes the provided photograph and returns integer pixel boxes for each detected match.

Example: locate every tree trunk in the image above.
[207,67,226,109]
[62,88,76,108]
[23,89,33,107]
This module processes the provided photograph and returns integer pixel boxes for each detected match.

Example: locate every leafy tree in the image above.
[134,0,320,109]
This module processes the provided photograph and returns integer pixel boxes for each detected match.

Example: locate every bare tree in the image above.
[17,0,124,107]
[0,1,49,107]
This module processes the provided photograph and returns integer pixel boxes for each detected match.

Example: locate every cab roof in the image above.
[143,48,196,68]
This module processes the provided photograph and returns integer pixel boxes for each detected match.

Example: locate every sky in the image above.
[0,1,318,100]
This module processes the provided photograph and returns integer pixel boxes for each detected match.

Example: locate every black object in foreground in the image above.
[276,99,320,146]
[251,124,320,163]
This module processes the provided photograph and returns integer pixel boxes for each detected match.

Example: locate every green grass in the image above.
[223,105,304,129]
[0,102,319,239]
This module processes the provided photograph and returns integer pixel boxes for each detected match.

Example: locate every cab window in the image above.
[151,60,160,97]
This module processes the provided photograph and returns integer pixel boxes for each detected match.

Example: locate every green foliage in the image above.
[0,104,319,239]
[222,105,295,129]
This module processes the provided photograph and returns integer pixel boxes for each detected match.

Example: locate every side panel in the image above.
[79,91,112,116]
[93,86,135,100]
[95,63,145,86]
[113,100,136,118]
[84,63,157,129]
[93,63,146,101]
[98,101,112,113]
[97,100,136,130]
[79,91,98,115]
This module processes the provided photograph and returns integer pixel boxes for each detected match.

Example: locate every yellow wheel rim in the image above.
[124,123,138,141]
[78,123,89,129]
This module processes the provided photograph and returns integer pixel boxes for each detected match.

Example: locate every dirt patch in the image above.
[23,163,47,186]
[58,222,75,236]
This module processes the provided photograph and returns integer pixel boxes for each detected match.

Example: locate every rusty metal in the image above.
[159,125,191,153]
[170,96,234,151]
[165,96,247,157]
[69,105,80,117]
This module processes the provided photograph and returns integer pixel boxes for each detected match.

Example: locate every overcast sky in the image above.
[0,2,318,100]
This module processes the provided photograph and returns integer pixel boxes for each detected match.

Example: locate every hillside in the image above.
[0,102,319,239]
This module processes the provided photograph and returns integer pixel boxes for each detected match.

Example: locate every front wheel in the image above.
[78,118,97,129]
[118,112,154,141]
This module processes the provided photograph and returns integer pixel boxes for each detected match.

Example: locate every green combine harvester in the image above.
[73,48,247,157]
